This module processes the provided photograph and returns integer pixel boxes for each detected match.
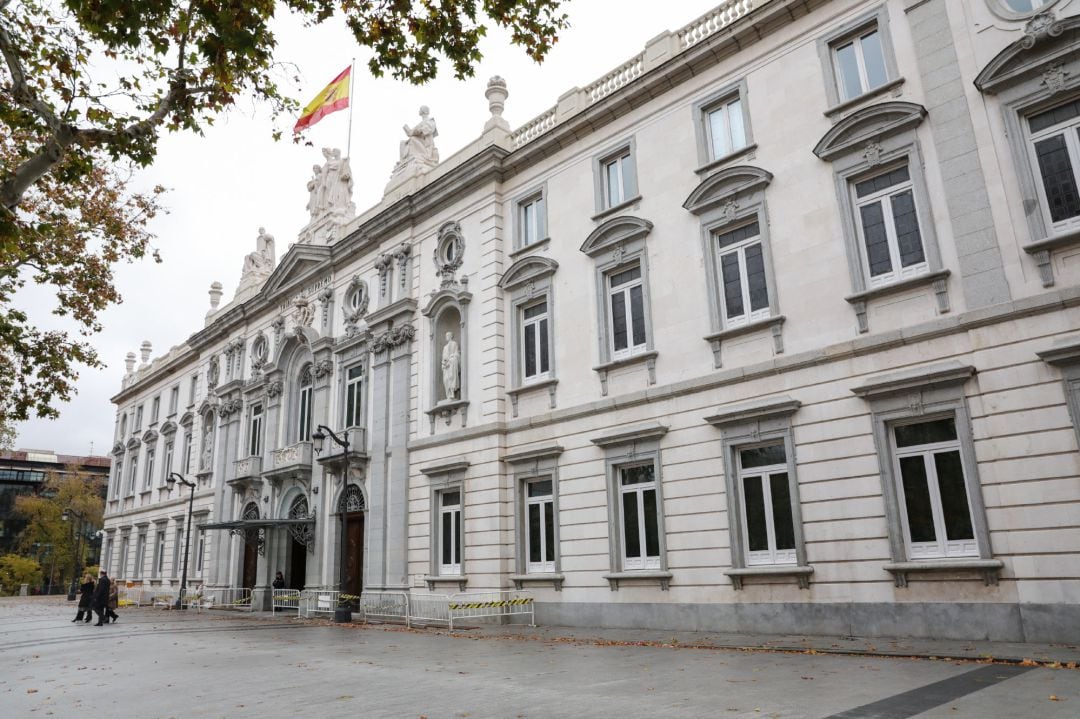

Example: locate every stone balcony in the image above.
[228,456,263,493]
[262,441,314,484]
[314,427,368,470]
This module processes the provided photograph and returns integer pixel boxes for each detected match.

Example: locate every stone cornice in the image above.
[111,345,199,405]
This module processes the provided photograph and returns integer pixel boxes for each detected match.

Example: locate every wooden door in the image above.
[242,541,257,590]
[344,513,364,595]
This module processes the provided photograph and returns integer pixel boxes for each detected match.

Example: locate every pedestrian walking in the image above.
[72,574,95,623]
[92,570,110,626]
[105,577,119,623]
[272,571,285,590]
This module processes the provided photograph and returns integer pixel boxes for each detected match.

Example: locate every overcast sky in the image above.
[13,0,723,456]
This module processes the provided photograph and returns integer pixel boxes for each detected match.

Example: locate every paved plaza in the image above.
[1,597,1079,718]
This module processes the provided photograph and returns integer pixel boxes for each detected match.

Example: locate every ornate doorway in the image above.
[241,502,260,590]
[287,495,312,590]
[339,485,365,595]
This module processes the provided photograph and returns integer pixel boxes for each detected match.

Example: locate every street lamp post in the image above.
[311,425,351,623]
[165,472,196,609]
[61,509,86,601]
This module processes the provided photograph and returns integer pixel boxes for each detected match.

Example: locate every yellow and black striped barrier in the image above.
[448,597,534,610]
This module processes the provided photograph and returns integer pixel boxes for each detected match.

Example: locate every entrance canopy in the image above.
[198,517,314,531]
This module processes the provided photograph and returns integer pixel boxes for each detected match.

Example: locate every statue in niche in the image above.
[305,164,323,216]
[441,331,460,400]
[200,422,214,471]
[396,106,440,171]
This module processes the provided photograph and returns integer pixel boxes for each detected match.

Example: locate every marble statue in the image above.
[242,227,275,276]
[441,331,460,400]
[397,106,440,169]
[305,149,355,223]
[200,424,213,471]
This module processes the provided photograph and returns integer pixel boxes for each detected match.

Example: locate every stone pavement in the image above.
[2,597,1078,718]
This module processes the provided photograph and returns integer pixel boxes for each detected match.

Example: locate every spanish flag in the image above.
[293,66,352,133]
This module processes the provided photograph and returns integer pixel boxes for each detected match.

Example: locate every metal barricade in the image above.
[448,590,535,631]
[186,587,252,612]
[272,589,301,615]
[358,591,409,624]
[299,589,340,618]
[407,593,450,627]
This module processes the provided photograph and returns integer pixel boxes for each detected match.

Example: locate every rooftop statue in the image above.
[305,148,355,224]
[234,227,277,300]
[396,106,440,171]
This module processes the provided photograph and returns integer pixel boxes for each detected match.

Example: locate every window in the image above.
[592,423,669,587]
[853,165,927,287]
[500,255,559,416]
[196,533,205,575]
[607,265,647,360]
[580,216,657,392]
[707,395,810,587]
[143,448,155,490]
[1002,0,1052,9]
[521,301,551,383]
[1027,97,1080,235]
[737,444,796,565]
[714,221,770,327]
[248,403,263,457]
[154,531,166,577]
[853,362,998,586]
[515,188,547,249]
[618,465,661,570]
[592,140,639,215]
[102,537,113,576]
[813,102,947,333]
[832,26,888,102]
[344,365,364,427]
[297,366,313,442]
[988,0,1055,17]
[706,95,747,161]
[119,413,127,437]
[169,386,179,415]
[134,533,146,579]
[119,536,129,578]
[182,430,192,474]
[817,10,900,113]
[892,417,976,559]
[127,455,139,495]
[188,375,197,405]
[134,405,143,430]
[111,459,123,499]
[603,151,632,208]
[439,490,462,575]
[163,441,174,481]
[172,527,183,577]
[151,396,160,423]
[525,479,556,573]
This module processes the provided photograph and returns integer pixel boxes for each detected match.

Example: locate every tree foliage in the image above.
[0,553,42,594]
[0,0,567,432]
[14,469,105,587]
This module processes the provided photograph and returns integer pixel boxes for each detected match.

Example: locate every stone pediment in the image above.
[579,216,654,257]
[178,411,195,428]
[499,256,558,290]
[974,13,1080,94]
[141,429,159,444]
[259,244,332,301]
[682,166,773,216]
[813,102,927,162]
[111,441,125,456]
[125,437,140,451]
[159,420,178,436]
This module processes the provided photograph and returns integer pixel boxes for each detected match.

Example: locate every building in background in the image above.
[0,450,110,557]
[102,0,1080,642]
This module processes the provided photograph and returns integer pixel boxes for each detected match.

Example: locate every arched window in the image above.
[297,364,313,442]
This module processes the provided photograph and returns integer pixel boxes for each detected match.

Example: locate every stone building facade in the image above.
[102,0,1080,641]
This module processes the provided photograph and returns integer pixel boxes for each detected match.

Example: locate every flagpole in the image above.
[345,58,356,158]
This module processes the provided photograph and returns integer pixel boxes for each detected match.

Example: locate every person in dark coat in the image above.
[105,579,119,623]
[72,574,95,623]
[272,571,285,590]
[92,570,110,626]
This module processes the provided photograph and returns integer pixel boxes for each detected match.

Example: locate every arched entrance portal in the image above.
[241,502,260,590]
[286,495,312,590]
[339,485,366,595]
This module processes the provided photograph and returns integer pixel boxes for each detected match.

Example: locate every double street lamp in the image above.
[165,472,196,609]
[61,508,86,601]
[311,425,352,622]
